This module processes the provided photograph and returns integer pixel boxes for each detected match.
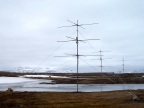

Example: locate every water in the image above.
[0,77,144,92]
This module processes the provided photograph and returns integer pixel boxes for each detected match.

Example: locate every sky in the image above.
[0,0,144,73]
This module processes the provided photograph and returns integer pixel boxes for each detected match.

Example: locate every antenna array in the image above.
[57,20,99,92]
[92,49,111,91]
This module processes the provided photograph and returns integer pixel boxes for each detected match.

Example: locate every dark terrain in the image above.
[0,90,144,108]
[1,71,144,108]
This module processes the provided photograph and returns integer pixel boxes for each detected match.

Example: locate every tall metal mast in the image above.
[76,20,79,92]
[122,57,125,74]
[122,57,125,90]
[99,50,103,74]
[92,49,110,92]
[58,20,99,92]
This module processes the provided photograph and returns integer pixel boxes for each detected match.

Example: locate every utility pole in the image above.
[58,20,99,92]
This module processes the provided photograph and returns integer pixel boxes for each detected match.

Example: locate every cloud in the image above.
[0,0,144,72]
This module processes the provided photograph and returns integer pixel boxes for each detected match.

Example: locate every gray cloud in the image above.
[0,0,144,72]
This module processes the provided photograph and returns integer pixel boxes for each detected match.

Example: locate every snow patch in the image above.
[0,77,38,84]
[21,75,69,78]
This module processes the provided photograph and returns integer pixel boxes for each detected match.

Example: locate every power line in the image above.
[31,43,64,72]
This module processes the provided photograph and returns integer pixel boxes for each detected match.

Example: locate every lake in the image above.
[0,77,144,92]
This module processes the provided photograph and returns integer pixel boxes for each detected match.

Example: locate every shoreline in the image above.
[1,71,144,84]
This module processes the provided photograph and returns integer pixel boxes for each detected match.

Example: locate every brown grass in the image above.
[0,90,144,108]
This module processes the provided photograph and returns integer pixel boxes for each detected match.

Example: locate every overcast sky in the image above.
[0,0,144,72]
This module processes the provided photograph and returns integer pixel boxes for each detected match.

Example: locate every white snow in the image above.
[21,75,69,78]
[50,76,69,78]
[0,77,39,84]
[21,75,50,78]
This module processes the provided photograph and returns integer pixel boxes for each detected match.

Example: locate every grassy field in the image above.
[0,90,144,108]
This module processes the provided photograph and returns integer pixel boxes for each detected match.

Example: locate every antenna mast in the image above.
[122,57,125,90]
[92,49,111,92]
[99,50,105,92]
[76,20,79,93]
[58,20,99,92]
[99,50,103,92]
[122,57,125,74]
